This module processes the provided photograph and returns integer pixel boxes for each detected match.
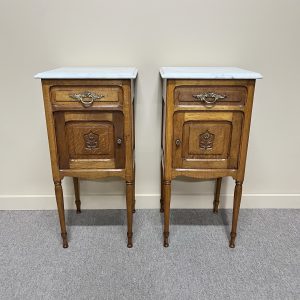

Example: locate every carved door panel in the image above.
[54,111,124,169]
[173,111,243,169]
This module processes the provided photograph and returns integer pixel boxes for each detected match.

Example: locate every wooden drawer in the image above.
[173,111,243,169]
[174,85,247,107]
[54,111,125,169]
[50,85,123,109]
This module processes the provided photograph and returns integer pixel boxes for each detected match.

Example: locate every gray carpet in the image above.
[0,209,299,300]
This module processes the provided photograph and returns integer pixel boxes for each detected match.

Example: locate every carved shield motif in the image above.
[84,131,99,150]
[199,130,215,150]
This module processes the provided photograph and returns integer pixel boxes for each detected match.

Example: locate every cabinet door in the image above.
[173,111,243,169]
[54,111,124,169]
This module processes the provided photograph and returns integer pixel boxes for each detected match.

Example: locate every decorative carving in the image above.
[84,131,99,150]
[199,130,215,150]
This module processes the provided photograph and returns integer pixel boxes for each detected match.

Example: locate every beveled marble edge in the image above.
[160,67,262,79]
[34,67,138,79]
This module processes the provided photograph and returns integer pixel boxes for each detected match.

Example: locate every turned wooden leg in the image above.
[132,170,136,213]
[126,181,134,248]
[54,181,68,248]
[213,177,222,214]
[229,181,243,248]
[160,162,164,213]
[73,177,81,214]
[163,180,171,247]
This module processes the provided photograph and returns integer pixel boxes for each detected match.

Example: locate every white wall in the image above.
[0,0,299,209]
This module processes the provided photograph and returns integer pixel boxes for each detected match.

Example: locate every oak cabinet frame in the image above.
[40,78,136,248]
[161,78,257,248]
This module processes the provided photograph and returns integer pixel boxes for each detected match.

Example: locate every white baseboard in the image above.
[0,194,299,210]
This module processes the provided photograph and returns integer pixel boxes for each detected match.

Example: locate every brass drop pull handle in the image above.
[193,92,226,106]
[117,138,122,145]
[175,139,181,146]
[69,91,104,108]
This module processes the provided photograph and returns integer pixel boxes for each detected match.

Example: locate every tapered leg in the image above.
[54,181,68,248]
[126,181,134,248]
[160,162,164,213]
[213,177,222,214]
[73,177,81,214]
[163,180,171,247]
[229,181,243,248]
[132,169,136,213]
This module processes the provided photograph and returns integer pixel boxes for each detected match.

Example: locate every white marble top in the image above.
[160,67,262,79]
[34,67,138,79]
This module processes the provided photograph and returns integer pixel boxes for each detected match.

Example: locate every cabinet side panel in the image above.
[236,80,256,181]
[164,80,176,179]
[122,80,134,180]
[42,80,61,180]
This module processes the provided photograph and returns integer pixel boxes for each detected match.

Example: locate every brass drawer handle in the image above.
[175,139,181,146]
[117,138,122,145]
[69,91,104,108]
[193,92,226,105]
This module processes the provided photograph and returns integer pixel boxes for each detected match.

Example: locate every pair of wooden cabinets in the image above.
[35,67,261,249]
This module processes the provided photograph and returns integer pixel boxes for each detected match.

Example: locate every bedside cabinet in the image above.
[35,67,137,248]
[160,67,262,248]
